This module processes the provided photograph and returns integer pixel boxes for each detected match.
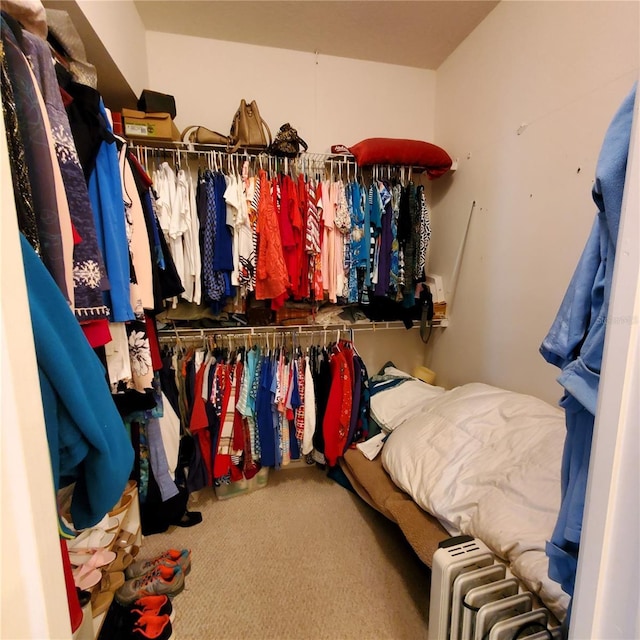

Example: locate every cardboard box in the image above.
[433,301,447,318]
[122,108,179,141]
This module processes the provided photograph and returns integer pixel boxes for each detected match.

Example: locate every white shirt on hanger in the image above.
[184,168,202,305]
[302,354,316,455]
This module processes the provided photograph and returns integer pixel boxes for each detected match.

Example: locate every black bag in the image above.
[268,123,308,157]
[137,90,176,119]
[246,294,273,326]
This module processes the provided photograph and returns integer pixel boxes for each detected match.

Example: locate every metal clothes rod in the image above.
[129,139,355,161]
[157,323,355,337]
[129,142,361,181]
[128,141,432,176]
[129,141,358,170]
[157,324,357,347]
[156,321,419,343]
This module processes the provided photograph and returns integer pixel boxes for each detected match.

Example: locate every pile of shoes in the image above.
[115,548,190,605]
[95,549,190,639]
[67,481,140,617]
[98,594,177,640]
[123,595,176,640]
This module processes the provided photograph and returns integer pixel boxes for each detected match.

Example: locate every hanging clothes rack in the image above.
[155,320,440,350]
[129,140,360,179]
[157,323,356,346]
[127,140,434,182]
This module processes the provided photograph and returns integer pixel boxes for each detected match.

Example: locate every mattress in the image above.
[381,382,570,620]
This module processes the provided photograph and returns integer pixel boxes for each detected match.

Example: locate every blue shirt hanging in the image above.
[540,83,636,600]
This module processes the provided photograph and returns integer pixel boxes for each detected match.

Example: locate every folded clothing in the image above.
[369,366,445,432]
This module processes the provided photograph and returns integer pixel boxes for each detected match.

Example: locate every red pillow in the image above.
[348,138,452,178]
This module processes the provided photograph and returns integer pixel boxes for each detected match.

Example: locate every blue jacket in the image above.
[21,234,134,530]
[541,84,636,414]
[540,84,636,600]
[88,101,135,322]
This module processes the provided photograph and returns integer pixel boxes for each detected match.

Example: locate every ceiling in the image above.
[133,0,499,71]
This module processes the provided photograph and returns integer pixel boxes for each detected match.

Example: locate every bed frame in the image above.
[340,448,450,567]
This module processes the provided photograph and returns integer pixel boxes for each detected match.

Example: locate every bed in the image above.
[340,366,570,622]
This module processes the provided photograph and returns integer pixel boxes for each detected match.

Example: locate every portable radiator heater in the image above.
[428,536,562,640]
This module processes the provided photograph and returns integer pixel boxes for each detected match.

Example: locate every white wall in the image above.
[145,31,438,374]
[429,0,639,404]
[76,0,148,98]
[145,31,436,153]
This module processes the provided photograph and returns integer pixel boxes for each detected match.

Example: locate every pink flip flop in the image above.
[69,548,116,569]
[73,565,102,591]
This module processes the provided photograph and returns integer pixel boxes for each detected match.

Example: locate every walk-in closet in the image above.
[1,2,638,640]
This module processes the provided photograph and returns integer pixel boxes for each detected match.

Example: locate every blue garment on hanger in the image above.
[289,362,301,459]
[256,354,276,467]
[88,100,135,321]
[540,83,636,599]
[375,181,393,297]
[20,234,134,530]
[269,357,282,469]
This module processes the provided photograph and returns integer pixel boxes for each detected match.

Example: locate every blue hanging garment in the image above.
[540,83,636,601]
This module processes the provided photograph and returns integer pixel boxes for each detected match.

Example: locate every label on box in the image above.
[125,122,152,137]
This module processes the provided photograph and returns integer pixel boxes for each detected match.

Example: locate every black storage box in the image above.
[137,90,176,120]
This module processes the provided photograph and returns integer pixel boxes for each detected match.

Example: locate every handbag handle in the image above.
[181,125,199,143]
[261,117,272,147]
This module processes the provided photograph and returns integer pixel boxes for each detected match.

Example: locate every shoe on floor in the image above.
[115,564,184,606]
[130,595,175,623]
[170,509,202,528]
[125,549,191,580]
[129,613,173,640]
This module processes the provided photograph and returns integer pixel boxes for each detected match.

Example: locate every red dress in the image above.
[322,347,353,466]
[255,170,290,302]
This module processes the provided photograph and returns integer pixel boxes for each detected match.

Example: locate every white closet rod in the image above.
[129,141,357,165]
[158,325,355,347]
[157,320,424,344]
[130,143,362,181]
[158,324,353,338]
[128,141,429,176]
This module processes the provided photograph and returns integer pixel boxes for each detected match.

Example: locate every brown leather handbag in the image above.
[227,99,272,153]
[181,125,229,146]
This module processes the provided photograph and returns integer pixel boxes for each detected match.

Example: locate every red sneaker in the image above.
[131,595,175,622]
[129,613,173,640]
[115,564,184,606]
[125,549,191,579]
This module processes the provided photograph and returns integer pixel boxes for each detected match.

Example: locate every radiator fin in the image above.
[428,537,557,640]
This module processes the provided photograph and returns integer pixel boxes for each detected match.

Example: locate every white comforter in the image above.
[381,382,570,620]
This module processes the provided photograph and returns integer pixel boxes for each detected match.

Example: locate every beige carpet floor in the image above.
[140,464,432,640]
